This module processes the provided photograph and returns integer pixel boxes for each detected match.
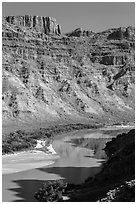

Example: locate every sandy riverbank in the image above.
[2,144,59,174]
[2,125,134,175]
[99,124,135,131]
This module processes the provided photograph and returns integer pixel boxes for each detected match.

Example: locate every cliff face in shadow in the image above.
[67,129,135,202]
[2,15,135,131]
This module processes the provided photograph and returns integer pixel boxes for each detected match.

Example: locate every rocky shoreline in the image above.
[67,129,135,202]
[34,129,135,202]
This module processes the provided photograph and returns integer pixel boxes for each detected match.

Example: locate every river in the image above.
[2,126,132,202]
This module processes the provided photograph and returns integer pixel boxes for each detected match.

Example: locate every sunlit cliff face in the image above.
[2,16,135,127]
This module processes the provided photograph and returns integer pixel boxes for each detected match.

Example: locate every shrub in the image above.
[34,180,67,202]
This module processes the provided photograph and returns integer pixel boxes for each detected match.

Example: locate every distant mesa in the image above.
[107,26,135,40]
[3,15,135,40]
[65,26,135,40]
[66,28,94,37]
[3,15,62,35]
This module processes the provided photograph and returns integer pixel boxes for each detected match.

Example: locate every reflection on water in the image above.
[2,131,111,202]
[66,137,111,159]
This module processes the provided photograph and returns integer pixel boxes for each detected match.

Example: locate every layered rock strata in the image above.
[2,15,135,129]
[3,15,61,35]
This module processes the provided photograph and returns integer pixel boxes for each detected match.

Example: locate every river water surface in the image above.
[2,127,131,202]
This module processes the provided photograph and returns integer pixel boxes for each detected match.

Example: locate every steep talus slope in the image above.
[2,16,135,131]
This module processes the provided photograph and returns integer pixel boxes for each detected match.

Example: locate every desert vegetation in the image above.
[34,180,67,202]
[2,14,135,202]
[34,129,135,202]
[33,129,134,202]
[67,129,135,202]
[2,16,135,128]
[2,123,100,155]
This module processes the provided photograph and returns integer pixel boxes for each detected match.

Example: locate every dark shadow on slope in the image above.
[8,166,102,202]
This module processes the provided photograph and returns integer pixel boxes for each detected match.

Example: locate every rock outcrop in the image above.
[66,28,94,37]
[2,15,135,131]
[108,26,135,40]
[3,15,61,35]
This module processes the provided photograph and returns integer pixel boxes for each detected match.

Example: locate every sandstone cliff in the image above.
[2,15,135,132]
[3,15,61,35]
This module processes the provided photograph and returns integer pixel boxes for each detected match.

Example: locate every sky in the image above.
[2,2,135,33]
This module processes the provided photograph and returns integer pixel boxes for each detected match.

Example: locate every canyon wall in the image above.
[2,15,135,130]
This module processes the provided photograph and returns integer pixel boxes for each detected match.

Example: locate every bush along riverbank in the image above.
[2,123,100,155]
[34,180,67,202]
[2,129,52,155]
[34,129,135,202]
